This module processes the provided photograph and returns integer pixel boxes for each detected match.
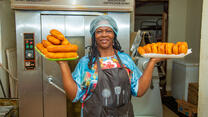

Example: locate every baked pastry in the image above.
[165,43,174,54]
[50,29,65,41]
[137,41,188,55]
[157,43,165,54]
[177,42,188,54]
[61,38,71,45]
[178,44,187,54]
[143,44,152,53]
[47,35,61,45]
[151,43,158,53]
[46,52,78,59]
[47,45,78,52]
[138,47,145,55]
[36,43,48,54]
[42,40,53,48]
[172,44,179,55]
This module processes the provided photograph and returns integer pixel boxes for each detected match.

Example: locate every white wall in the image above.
[167,0,202,91]
[167,0,187,91]
[198,0,208,116]
[185,0,202,62]
[0,0,16,98]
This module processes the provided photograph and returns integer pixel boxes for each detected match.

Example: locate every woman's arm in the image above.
[57,61,78,100]
[137,58,165,97]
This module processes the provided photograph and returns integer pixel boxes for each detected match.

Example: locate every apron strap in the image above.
[97,56,101,72]
[114,50,124,68]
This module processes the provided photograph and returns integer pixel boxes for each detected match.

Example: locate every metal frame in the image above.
[16,10,131,117]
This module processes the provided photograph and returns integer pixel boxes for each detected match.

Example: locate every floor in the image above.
[163,104,179,117]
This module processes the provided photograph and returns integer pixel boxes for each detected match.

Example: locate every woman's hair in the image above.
[87,32,123,69]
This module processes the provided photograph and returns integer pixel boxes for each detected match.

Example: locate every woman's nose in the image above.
[101,31,108,36]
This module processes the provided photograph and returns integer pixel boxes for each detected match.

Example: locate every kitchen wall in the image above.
[167,0,202,91]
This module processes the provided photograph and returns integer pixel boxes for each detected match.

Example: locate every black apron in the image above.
[83,51,134,117]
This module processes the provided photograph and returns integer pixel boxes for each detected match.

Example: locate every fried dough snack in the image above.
[50,29,64,41]
[157,43,165,54]
[177,42,188,54]
[36,43,48,54]
[178,44,187,54]
[137,42,188,55]
[151,43,158,53]
[47,45,78,52]
[42,40,53,48]
[172,45,179,55]
[176,42,188,49]
[138,47,145,55]
[47,35,61,45]
[143,44,152,53]
[61,38,71,45]
[36,29,79,59]
[46,52,78,59]
[165,43,174,54]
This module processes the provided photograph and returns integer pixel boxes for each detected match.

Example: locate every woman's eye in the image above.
[106,30,113,33]
[96,31,102,33]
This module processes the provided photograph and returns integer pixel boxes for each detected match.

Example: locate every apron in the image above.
[83,51,134,117]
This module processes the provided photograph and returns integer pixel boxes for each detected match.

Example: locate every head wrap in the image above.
[90,15,118,36]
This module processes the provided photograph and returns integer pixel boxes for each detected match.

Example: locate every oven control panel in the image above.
[24,33,35,70]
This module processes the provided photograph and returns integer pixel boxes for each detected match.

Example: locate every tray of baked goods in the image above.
[35,29,79,61]
[137,42,192,58]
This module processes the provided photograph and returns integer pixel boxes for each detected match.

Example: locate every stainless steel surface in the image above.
[15,11,43,117]
[41,15,67,117]
[65,16,84,36]
[48,77,66,94]
[16,11,131,117]
[84,15,98,54]
[11,0,134,11]
[108,12,130,54]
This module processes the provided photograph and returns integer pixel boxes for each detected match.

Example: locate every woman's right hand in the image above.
[56,61,68,65]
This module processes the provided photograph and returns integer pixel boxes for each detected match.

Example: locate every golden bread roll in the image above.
[177,42,188,54]
[47,45,78,52]
[138,47,145,55]
[61,38,71,45]
[176,42,188,49]
[42,40,53,48]
[137,42,188,55]
[157,43,165,54]
[143,44,152,53]
[50,29,65,41]
[178,44,187,54]
[151,43,158,53]
[46,52,78,59]
[172,44,179,55]
[165,43,174,54]
[47,35,61,45]
[36,43,48,54]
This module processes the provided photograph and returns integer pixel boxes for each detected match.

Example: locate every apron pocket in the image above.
[101,104,132,117]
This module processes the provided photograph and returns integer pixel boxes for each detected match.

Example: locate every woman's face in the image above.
[95,26,115,49]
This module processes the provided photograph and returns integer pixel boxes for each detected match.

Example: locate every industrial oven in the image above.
[11,0,134,117]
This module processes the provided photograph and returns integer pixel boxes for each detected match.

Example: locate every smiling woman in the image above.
[95,27,114,50]
[57,15,165,117]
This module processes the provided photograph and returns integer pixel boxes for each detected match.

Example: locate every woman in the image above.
[57,15,164,117]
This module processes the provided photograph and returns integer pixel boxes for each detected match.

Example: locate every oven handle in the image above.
[48,77,66,94]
